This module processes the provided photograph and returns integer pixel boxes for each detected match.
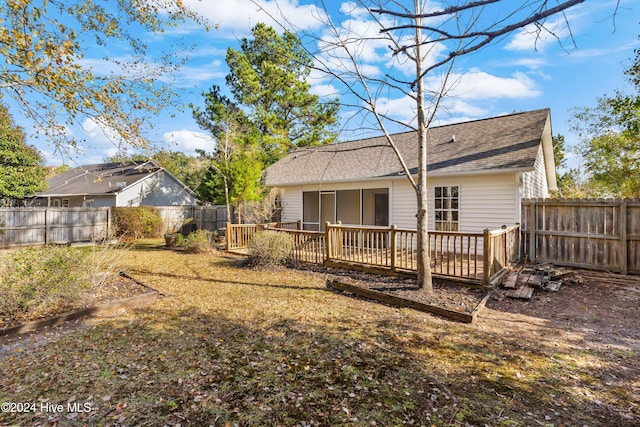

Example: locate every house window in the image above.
[62,199,70,208]
[434,186,459,231]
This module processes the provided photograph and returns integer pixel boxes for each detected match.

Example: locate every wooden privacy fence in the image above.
[157,205,232,234]
[227,222,521,285]
[0,205,231,248]
[0,207,110,247]
[522,198,640,274]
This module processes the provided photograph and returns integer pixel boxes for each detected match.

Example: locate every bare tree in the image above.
[264,0,586,292]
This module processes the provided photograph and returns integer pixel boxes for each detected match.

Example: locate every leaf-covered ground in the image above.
[1,239,638,426]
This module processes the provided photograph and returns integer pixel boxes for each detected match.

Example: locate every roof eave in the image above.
[265,166,535,187]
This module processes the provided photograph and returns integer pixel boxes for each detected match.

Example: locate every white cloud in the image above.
[82,117,122,147]
[505,16,574,52]
[170,60,227,87]
[436,69,541,100]
[162,129,215,155]
[183,0,326,33]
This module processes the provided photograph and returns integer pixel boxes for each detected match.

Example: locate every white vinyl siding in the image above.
[390,174,518,232]
[116,172,196,207]
[390,179,416,229]
[281,186,302,223]
[521,146,549,199]
[277,172,519,233]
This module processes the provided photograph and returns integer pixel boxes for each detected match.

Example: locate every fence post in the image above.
[528,201,536,263]
[325,222,332,260]
[502,225,508,268]
[44,208,49,245]
[390,225,397,271]
[620,201,628,275]
[226,222,231,251]
[483,228,491,286]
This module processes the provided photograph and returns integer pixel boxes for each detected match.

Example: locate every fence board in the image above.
[522,199,640,274]
[0,205,232,248]
[0,207,109,247]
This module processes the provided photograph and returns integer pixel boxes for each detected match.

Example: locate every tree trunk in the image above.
[222,175,232,224]
[414,0,433,292]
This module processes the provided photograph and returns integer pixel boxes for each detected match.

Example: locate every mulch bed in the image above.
[0,272,153,332]
[290,262,489,315]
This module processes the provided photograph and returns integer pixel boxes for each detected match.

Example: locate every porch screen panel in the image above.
[336,190,360,225]
[302,191,319,231]
[362,188,389,226]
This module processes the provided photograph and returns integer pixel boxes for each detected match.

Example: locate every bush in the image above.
[112,207,163,239]
[247,230,293,267]
[0,246,92,321]
[183,229,213,254]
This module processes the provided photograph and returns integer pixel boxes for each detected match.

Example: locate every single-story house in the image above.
[32,161,197,207]
[265,108,556,232]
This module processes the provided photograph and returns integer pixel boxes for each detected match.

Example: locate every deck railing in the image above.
[485,224,521,282]
[225,223,260,251]
[226,222,520,285]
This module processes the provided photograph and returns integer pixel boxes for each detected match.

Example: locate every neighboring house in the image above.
[32,161,197,207]
[265,108,557,232]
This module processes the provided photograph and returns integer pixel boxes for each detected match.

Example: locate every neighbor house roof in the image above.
[265,109,556,189]
[37,161,163,197]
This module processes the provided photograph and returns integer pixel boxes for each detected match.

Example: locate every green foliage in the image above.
[112,207,164,239]
[192,86,263,208]
[0,103,47,205]
[0,246,91,321]
[247,230,293,267]
[183,229,213,254]
[552,134,587,197]
[192,24,339,210]
[572,44,640,198]
[226,23,339,164]
[0,0,204,150]
[154,150,204,192]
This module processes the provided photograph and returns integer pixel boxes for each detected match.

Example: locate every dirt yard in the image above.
[1,245,638,426]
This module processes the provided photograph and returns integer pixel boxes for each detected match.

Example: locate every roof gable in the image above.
[38,161,162,197]
[265,109,553,186]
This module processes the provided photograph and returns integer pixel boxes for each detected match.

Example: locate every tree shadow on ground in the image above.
[1,299,638,427]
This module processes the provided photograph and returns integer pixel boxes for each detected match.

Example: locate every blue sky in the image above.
[22,0,639,169]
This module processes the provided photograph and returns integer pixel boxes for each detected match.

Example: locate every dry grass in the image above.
[0,239,638,426]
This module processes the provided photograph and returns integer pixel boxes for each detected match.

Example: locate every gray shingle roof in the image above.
[265,109,551,186]
[37,162,160,197]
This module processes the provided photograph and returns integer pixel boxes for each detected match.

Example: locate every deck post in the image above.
[483,228,491,286]
[325,222,332,260]
[297,219,301,230]
[390,225,397,271]
[226,222,231,251]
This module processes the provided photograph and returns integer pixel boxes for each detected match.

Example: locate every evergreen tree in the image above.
[0,104,47,205]
[573,44,640,198]
[225,23,339,165]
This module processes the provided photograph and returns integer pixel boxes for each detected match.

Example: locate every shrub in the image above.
[247,230,293,267]
[0,246,92,321]
[112,207,163,239]
[183,229,213,254]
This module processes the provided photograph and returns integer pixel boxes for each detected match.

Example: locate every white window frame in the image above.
[434,185,459,231]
